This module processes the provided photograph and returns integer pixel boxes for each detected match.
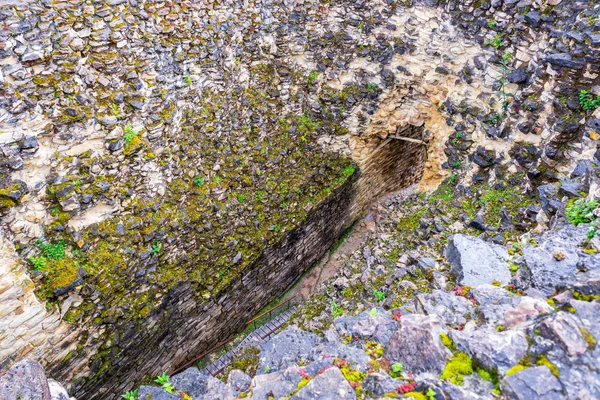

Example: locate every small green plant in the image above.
[308,71,319,84]
[368,308,378,317]
[488,20,497,28]
[390,362,403,378]
[440,352,473,385]
[123,123,138,144]
[193,176,205,186]
[122,389,137,400]
[579,90,600,111]
[452,160,462,169]
[238,193,246,203]
[490,32,503,49]
[373,289,386,301]
[28,256,47,271]
[566,199,598,226]
[367,83,378,91]
[272,224,280,232]
[162,383,175,394]
[495,51,514,119]
[110,103,120,116]
[184,75,192,86]
[151,242,162,256]
[331,300,344,318]
[36,240,66,260]
[155,373,169,386]
[448,173,457,184]
[358,22,364,30]
[426,388,437,400]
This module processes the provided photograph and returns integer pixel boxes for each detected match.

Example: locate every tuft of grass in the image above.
[36,239,66,260]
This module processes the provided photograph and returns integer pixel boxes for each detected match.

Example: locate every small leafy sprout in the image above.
[29,256,47,271]
[390,362,403,378]
[193,176,205,186]
[358,22,364,30]
[123,123,138,144]
[426,388,437,400]
[151,242,162,256]
[579,90,600,111]
[452,160,462,169]
[331,300,344,318]
[184,75,192,86]
[566,199,598,226]
[162,383,175,394]
[122,389,137,400]
[272,224,280,232]
[373,289,386,301]
[308,71,319,83]
[155,373,170,385]
[491,33,503,49]
[110,103,120,116]
[265,365,270,373]
[448,173,457,184]
[238,193,245,203]
[367,83,378,91]
[368,308,378,317]
[488,20,497,28]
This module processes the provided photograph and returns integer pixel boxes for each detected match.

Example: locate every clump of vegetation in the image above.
[121,389,137,400]
[193,176,205,186]
[28,256,47,271]
[496,51,514,117]
[579,90,600,111]
[505,364,527,376]
[440,352,473,385]
[566,199,598,239]
[184,75,192,86]
[440,333,456,350]
[330,300,344,318]
[36,239,66,260]
[390,362,403,378]
[151,241,162,256]
[536,354,560,377]
[373,289,386,301]
[154,373,175,394]
[123,123,139,144]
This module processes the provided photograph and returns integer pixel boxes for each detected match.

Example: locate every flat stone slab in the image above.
[446,234,511,287]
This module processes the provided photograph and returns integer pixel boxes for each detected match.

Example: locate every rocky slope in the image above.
[1,0,600,398]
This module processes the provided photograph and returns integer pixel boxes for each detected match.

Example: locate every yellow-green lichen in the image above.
[440,352,473,385]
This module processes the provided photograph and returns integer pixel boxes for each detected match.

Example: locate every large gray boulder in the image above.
[251,366,303,399]
[501,366,565,399]
[450,328,528,375]
[521,225,590,295]
[0,360,51,400]
[257,326,322,373]
[291,367,356,400]
[383,314,452,374]
[446,234,511,287]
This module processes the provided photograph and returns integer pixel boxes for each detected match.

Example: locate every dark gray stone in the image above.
[0,360,50,400]
[501,366,564,399]
[416,290,473,327]
[546,53,584,69]
[507,68,529,83]
[537,184,561,212]
[446,234,511,287]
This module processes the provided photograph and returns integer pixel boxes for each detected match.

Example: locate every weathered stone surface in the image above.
[291,367,355,400]
[333,309,397,345]
[502,296,554,328]
[446,234,511,286]
[501,366,565,400]
[227,370,251,394]
[361,373,399,397]
[451,328,528,374]
[0,360,50,400]
[521,225,590,294]
[384,314,452,373]
[416,290,474,327]
[258,327,322,373]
